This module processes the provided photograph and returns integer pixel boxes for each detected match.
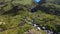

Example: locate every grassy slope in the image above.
[0,10,60,34]
[0,0,60,34]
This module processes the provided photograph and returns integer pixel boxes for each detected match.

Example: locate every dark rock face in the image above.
[31,8,37,12]
[2,5,23,15]
[30,5,60,16]
[0,1,6,5]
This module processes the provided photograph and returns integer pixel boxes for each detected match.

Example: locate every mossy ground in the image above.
[0,0,60,34]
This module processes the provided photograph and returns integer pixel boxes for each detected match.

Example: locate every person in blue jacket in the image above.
[34,0,45,4]
[35,0,41,3]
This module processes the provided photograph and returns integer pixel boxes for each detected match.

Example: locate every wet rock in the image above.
[42,26,46,30]
[44,30,53,34]
[33,24,38,27]
[37,27,41,30]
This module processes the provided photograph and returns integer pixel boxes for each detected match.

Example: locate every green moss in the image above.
[0,0,60,34]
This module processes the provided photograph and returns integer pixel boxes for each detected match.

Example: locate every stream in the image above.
[25,15,59,34]
[30,19,54,34]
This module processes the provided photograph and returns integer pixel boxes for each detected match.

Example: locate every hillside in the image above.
[0,0,60,34]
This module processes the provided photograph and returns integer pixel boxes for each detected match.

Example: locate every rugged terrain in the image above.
[0,0,60,34]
